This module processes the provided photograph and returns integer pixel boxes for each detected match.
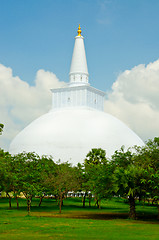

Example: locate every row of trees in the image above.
[111,138,159,219]
[0,137,159,219]
[0,151,82,213]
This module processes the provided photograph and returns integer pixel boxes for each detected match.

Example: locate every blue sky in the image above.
[1,0,159,91]
[0,0,159,150]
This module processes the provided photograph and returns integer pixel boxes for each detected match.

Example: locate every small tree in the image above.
[37,155,56,207]
[85,148,107,165]
[0,149,14,208]
[111,147,145,219]
[0,124,4,135]
[12,152,52,214]
[46,162,81,213]
[135,137,159,219]
[84,148,113,209]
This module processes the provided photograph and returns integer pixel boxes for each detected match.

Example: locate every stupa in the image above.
[10,25,144,164]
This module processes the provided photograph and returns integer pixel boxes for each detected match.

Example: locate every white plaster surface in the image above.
[69,35,89,85]
[51,85,105,111]
[10,107,144,165]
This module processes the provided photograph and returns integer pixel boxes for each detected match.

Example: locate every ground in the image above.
[0,197,159,239]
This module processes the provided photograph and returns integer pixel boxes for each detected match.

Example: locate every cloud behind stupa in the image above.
[104,59,159,140]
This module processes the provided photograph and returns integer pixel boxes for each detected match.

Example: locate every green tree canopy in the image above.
[111,147,145,219]
[12,152,56,214]
[0,124,4,135]
[0,149,13,208]
[45,161,81,213]
[134,137,159,219]
[84,148,114,209]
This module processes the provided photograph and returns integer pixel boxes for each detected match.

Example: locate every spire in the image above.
[69,25,89,86]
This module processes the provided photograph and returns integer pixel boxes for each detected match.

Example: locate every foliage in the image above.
[0,123,4,135]
[0,151,56,213]
[135,137,159,218]
[0,149,13,208]
[111,147,145,219]
[46,161,81,213]
[12,152,56,214]
[85,148,107,165]
[0,137,159,220]
[84,148,114,208]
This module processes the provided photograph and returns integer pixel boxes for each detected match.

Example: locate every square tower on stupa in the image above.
[51,24,105,112]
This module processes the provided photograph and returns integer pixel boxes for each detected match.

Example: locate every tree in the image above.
[85,148,107,165]
[135,137,159,219]
[46,162,81,213]
[0,149,14,208]
[12,152,54,214]
[37,155,56,207]
[84,148,114,209]
[111,147,145,219]
[0,124,4,135]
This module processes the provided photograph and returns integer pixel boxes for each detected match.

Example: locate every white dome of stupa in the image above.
[10,107,144,164]
[9,25,144,164]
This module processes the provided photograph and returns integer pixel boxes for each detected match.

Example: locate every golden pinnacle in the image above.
[77,24,82,36]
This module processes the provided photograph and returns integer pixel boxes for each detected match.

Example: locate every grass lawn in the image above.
[0,197,159,239]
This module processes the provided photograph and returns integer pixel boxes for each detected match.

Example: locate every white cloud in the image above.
[104,59,159,141]
[0,64,66,150]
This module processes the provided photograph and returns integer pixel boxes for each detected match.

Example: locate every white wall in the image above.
[51,85,105,111]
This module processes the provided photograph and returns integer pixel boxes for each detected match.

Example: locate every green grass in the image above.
[0,197,159,239]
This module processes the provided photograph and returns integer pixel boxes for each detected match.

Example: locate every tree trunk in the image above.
[39,196,44,207]
[15,195,19,209]
[143,198,145,208]
[147,199,150,205]
[152,199,155,206]
[27,199,31,215]
[57,197,60,206]
[98,199,101,209]
[83,195,86,208]
[95,198,99,208]
[55,195,58,202]
[6,192,11,209]
[89,194,92,207]
[26,196,32,215]
[59,195,63,214]
[128,195,136,219]
[13,188,19,209]
[83,194,86,208]
[82,194,83,203]
[157,205,159,220]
